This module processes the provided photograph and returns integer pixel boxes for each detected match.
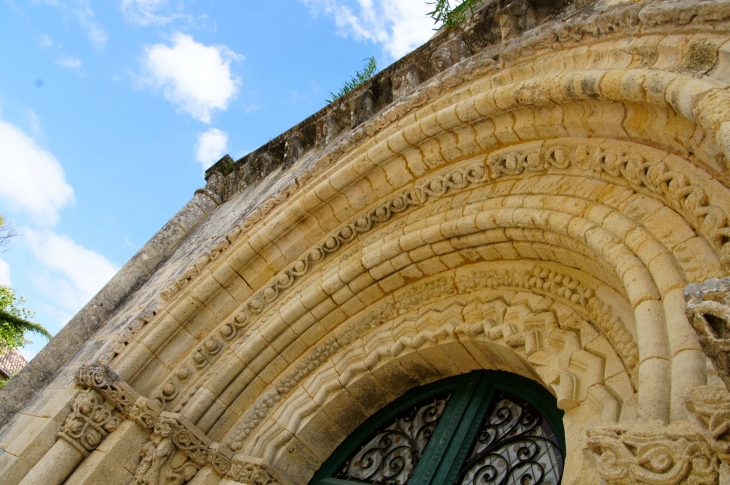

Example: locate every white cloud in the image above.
[35,0,108,51]
[195,128,228,169]
[57,56,82,70]
[75,0,108,51]
[121,0,185,26]
[142,33,243,123]
[0,120,75,226]
[38,34,53,48]
[0,259,11,286]
[301,0,435,59]
[23,108,44,141]
[25,229,119,311]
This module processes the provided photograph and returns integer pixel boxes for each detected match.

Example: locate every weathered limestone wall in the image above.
[3,0,730,483]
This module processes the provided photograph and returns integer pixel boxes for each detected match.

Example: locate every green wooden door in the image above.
[309,371,565,485]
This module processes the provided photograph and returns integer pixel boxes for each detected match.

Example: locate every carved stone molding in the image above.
[58,389,123,457]
[157,161,491,413]
[488,141,730,264]
[685,277,730,391]
[585,422,718,485]
[227,455,283,485]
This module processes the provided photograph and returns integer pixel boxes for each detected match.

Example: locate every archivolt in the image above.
[105,26,730,485]
[134,135,724,446]
[241,265,632,484]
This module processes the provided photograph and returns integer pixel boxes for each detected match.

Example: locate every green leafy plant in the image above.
[0,285,51,351]
[427,0,480,30]
[327,56,378,104]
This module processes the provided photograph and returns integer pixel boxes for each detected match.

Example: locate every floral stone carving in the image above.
[58,389,123,457]
[585,423,717,485]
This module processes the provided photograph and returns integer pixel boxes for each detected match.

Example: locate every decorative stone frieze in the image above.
[58,390,123,457]
[488,142,730,263]
[685,277,730,391]
[585,422,718,485]
[227,456,282,485]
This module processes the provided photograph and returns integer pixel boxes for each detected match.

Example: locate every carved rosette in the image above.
[585,423,718,485]
[58,389,123,457]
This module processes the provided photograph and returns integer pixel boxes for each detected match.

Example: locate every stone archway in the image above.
[3,1,730,485]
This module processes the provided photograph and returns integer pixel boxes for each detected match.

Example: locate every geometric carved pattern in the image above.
[458,266,638,376]
[159,162,491,414]
[488,141,730,264]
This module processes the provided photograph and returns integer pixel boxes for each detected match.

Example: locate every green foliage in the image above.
[0,285,51,350]
[327,56,378,104]
[427,0,480,30]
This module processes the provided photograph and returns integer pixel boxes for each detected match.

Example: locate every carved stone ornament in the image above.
[687,385,730,483]
[685,277,730,391]
[58,389,123,457]
[74,365,235,483]
[135,416,199,485]
[496,0,536,41]
[75,364,140,416]
[585,423,718,485]
[228,456,281,485]
[134,412,234,485]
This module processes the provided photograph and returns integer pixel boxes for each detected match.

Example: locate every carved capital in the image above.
[685,277,730,392]
[75,364,140,416]
[687,385,730,462]
[227,455,282,485]
[585,422,717,485]
[58,389,123,457]
[134,412,234,485]
[130,396,163,431]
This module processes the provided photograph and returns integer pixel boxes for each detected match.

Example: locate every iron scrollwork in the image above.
[453,392,563,485]
[335,394,452,484]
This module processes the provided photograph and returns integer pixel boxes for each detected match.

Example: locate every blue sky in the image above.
[0,0,440,360]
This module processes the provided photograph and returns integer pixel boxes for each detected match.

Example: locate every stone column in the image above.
[18,390,122,485]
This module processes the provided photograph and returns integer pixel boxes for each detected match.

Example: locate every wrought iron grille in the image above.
[453,392,563,485]
[335,394,452,484]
